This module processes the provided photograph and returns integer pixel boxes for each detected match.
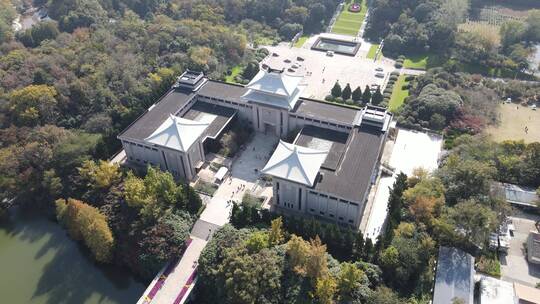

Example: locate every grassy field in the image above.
[388,74,410,112]
[403,53,444,70]
[332,2,367,36]
[294,35,309,48]
[367,44,380,59]
[485,103,540,143]
[225,65,242,83]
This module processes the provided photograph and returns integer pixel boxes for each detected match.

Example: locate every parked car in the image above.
[375,72,385,78]
[326,51,334,57]
[375,67,384,72]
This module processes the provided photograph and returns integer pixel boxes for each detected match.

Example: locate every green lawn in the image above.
[389,74,410,112]
[367,44,380,60]
[225,65,242,83]
[294,35,309,48]
[403,53,444,70]
[332,2,367,36]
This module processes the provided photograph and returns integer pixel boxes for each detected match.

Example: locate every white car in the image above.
[375,72,385,78]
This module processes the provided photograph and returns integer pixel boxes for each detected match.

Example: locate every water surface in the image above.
[0,209,145,304]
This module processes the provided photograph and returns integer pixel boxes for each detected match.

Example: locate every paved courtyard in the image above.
[362,129,443,239]
[263,35,395,100]
[500,211,540,287]
[199,132,277,226]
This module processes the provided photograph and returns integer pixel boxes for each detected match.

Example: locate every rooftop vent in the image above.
[354,105,391,131]
[172,70,207,92]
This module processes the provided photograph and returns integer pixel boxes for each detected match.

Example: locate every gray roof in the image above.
[181,101,237,140]
[197,80,247,103]
[294,98,358,126]
[295,125,385,203]
[433,247,475,304]
[118,89,196,141]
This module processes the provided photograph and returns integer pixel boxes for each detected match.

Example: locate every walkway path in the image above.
[138,133,277,304]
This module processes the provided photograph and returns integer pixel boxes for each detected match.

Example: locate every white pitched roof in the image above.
[262,140,328,187]
[144,114,208,152]
[242,69,306,109]
[247,69,304,97]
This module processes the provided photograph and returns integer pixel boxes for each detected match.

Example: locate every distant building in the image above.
[118,67,392,228]
[528,231,540,265]
[514,282,540,304]
[433,247,475,304]
[491,182,540,208]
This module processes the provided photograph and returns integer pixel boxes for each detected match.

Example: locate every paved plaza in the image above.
[500,211,540,287]
[263,36,395,100]
[199,132,277,226]
[363,129,443,239]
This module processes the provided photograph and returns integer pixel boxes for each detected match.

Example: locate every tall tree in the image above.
[342,83,352,100]
[331,82,342,98]
[362,85,372,104]
[372,87,383,105]
[352,86,362,102]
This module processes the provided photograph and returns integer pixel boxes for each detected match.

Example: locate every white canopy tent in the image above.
[214,166,229,183]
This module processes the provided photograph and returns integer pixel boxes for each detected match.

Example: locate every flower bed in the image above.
[349,3,361,12]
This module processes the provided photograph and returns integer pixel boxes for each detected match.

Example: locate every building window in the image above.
[350,202,358,206]
[329,214,334,217]
[339,216,344,221]
[310,208,315,212]
[348,220,353,224]
[320,211,325,215]
[298,188,302,210]
[276,182,280,205]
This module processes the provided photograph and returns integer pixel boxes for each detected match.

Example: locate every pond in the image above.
[311,37,360,56]
[0,208,146,304]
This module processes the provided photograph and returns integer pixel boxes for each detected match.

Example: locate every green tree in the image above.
[269,217,284,246]
[331,82,342,98]
[245,231,269,253]
[337,262,364,301]
[9,85,58,126]
[438,155,496,204]
[342,83,352,100]
[287,235,311,276]
[124,172,150,208]
[352,86,362,102]
[444,199,498,246]
[367,286,401,304]
[372,87,383,105]
[500,20,526,50]
[314,276,338,304]
[306,236,329,282]
[362,85,372,104]
[78,160,121,189]
[352,231,365,260]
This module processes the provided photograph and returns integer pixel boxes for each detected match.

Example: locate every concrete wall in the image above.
[273,177,362,228]
[121,139,201,181]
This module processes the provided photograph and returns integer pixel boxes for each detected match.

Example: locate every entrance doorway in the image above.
[264,123,277,135]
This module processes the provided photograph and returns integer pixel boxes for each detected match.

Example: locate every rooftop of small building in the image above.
[433,247,475,304]
[294,124,385,203]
